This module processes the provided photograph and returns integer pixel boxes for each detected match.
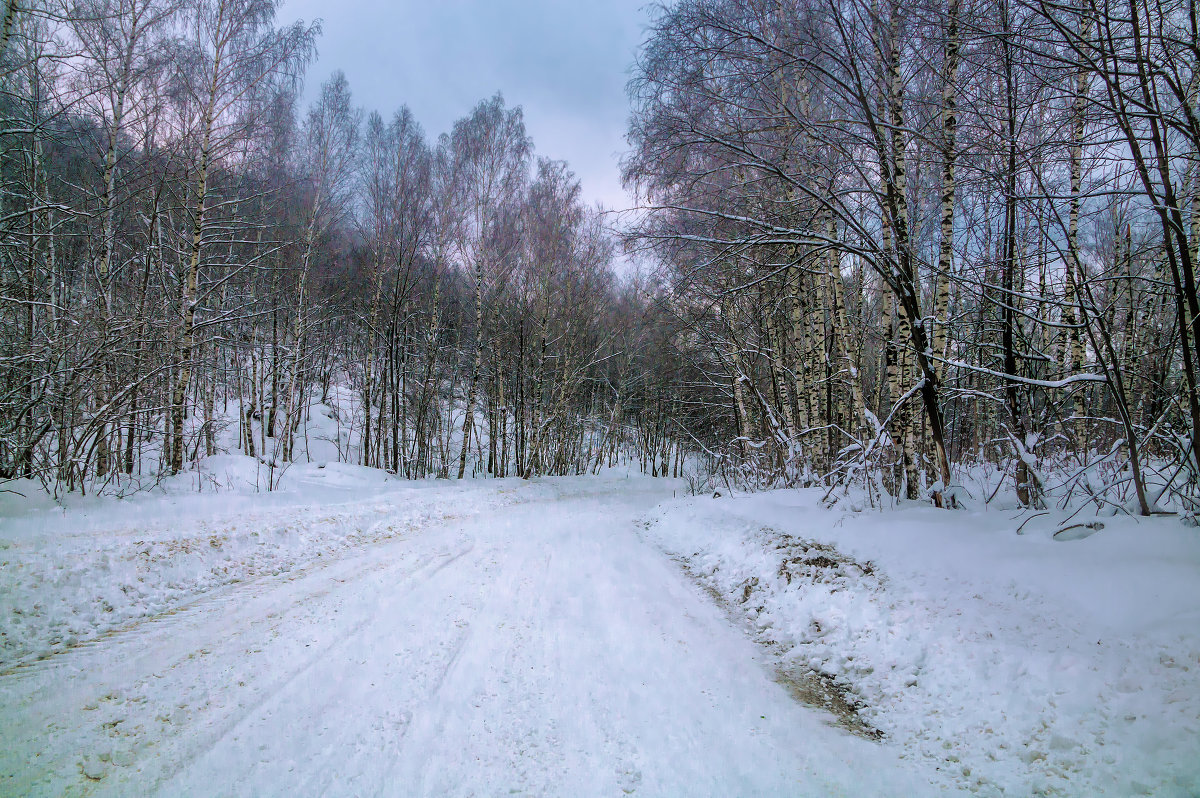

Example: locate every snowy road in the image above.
[1,478,922,796]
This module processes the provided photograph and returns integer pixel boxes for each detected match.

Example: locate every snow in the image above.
[4,460,1198,795]
[644,489,1200,796]
[0,471,929,796]
[0,458,528,671]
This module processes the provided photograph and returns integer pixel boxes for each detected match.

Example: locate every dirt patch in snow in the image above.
[770,534,878,587]
[755,532,884,739]
[773,664,882,740]
[667,537,882,740]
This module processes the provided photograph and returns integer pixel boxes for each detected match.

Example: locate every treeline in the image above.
[624,0,1198,514]
[0,0,684,493]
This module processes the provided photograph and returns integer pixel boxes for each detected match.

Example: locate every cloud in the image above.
[280,0,649,210]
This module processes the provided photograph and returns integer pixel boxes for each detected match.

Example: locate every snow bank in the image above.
[644,490,1200,796]
[0,458,534,671]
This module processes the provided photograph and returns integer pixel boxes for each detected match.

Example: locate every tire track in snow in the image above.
[147,547,475,792]
[0,533,479,797]
[143,541,480,795]
[3,479,928,797]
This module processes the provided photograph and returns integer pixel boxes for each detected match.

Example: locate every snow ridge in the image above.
[644,492,1200,797]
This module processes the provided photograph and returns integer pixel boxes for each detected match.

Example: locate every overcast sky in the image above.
[279,0,652,212]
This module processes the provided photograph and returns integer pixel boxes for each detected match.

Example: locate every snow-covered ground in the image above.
[645,489,1200,796]
[1,470,927,796]
[0,458,530,671]
[4,464,1198,796]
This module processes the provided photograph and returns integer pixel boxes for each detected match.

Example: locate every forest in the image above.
[1,0,1198,520]
[0,0,679,493]
[2,2,1199,794]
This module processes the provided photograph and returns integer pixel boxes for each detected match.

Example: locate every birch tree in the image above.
[443,94,530,480]
[166,0,314,473]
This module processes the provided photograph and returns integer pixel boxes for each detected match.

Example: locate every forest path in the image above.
[0,477,921,796]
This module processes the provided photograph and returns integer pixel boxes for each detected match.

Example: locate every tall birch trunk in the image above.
[170,89,218,474]
[824,214,866,439]
[1064,16,1093,453]
[457,260,484,479]
[879,0,953,498]
[0,0,18,63]
[932,0,959,374]
[788,263,812,441]
[763,281,797,444]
